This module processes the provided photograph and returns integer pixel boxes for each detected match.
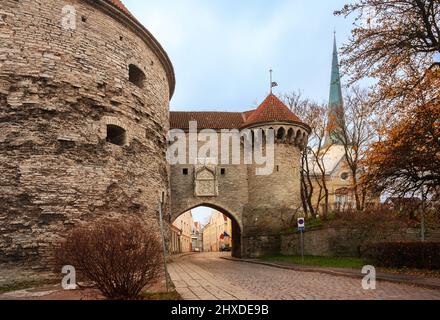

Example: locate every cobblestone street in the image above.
[168,253,440,300]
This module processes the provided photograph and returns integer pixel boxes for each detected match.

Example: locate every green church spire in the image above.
[325,33,345,146]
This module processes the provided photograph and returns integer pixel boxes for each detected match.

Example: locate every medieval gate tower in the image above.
[0,0,309,265]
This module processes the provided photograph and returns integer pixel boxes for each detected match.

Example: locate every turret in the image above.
[240,93,310,257]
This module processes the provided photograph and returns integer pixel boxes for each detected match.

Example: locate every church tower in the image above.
[325,33,346,146]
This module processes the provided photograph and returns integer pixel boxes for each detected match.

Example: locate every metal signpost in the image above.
[297,218,305,265]
[158,192,170,292]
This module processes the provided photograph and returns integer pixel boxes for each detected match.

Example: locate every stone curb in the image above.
[221,257,440,291]
[168,252,198,262]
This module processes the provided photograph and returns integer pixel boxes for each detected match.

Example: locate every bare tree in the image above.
[333,86,378,210]
[308,104,334,218]
[281,91,334,217]
[281,91,315,217]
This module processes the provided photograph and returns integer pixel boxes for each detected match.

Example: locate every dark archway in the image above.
[173,203,242,258]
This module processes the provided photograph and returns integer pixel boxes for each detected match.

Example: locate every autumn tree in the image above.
[363,100,440,199]
[335,0,440,114]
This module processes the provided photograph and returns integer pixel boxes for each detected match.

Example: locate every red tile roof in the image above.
[170,94,306,130]
[107,0,132,17]
[170,112,246,130]
[242,94,301,127]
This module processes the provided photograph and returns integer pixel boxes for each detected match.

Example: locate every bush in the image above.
[54,217,163,299]
[362,242,440,270]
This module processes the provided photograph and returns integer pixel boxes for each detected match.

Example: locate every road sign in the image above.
[297,218,305,231]
[297,218,305,264]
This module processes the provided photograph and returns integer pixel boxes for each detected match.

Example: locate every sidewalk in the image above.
[222,257,440,291]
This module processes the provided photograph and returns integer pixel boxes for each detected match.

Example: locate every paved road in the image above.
[168,252,440,300]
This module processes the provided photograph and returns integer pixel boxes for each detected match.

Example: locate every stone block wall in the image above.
[0,0,173,266]
[281,227,440,257]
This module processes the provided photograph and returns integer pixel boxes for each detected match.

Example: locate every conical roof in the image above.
[242,94,303,128]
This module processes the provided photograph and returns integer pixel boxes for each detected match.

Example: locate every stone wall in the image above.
[281,227,440,257]
[0,0,172,266]
[169,125,306,258]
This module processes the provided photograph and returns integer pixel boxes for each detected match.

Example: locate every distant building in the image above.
[191,222,204,252]
[309,145,356,212]
[169,223,182,255]
[203,211,232,252]
[172,211,194,253]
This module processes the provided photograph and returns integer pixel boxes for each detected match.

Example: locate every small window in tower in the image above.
[221,168,226,175]
[183,168,189,175]
[106,125,126,146]
[277,165,280,172]
[128,64,146,89]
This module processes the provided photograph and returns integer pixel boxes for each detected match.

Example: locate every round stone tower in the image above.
[0,0,175,266]
[241,94,310,257]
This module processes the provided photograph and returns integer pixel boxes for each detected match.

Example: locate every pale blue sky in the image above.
[124,0,355,112]
[123,0,355,222]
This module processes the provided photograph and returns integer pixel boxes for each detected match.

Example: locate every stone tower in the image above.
[240,94,309,257]
[0,0,175,265]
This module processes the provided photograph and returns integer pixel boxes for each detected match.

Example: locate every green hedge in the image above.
[362,242,440,270]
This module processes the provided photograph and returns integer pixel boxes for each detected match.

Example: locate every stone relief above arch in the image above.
[194,165,218,197]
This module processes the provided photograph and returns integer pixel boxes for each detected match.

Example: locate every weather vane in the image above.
[270,69,278,94]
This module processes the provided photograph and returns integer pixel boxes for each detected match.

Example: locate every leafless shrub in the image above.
[54,217,163,300]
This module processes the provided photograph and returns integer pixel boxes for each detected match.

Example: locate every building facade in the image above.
[172,211,194,253]
[191,222,203,252]
[202,211,232,252]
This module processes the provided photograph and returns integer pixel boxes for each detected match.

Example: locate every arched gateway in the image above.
[0,0,310,265]
[170,94,310,258]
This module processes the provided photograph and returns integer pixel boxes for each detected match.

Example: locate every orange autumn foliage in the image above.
[363,100,440,196]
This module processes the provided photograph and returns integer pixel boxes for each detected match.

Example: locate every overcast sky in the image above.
[124,0,355,110]
[123,0,355,222]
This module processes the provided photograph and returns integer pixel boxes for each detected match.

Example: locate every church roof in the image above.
[325,34,345,146]
[329,35,344,110]
[309,145,347,176]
